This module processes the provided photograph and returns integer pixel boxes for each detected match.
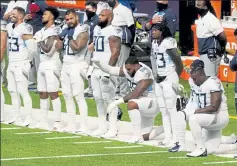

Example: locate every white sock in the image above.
[10,91,21,117]
[75,96,88,121]
[40,98,49,120]
[160,107,172,140]
[108,105,118,131]
[20,92,32,117]
[1,87,5,121]
[173,111,186,146]
[52,97,61,122]
[189,116,205,149]
[128,109,141,137]
[95,99,107,130]
[65,97,76,123]
[149,126,164,140]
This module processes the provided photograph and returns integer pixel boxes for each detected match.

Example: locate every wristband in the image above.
[149,20,153,25]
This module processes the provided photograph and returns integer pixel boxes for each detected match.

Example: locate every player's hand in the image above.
[152,15,163,24]
[24,14,32,21]
[107,98,125,114]
[67,28,75,40]
[59,28,69,41]
[100,75,110,84]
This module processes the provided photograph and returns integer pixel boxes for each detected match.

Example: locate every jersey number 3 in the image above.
[156,53,166,68]
[9,37,19,52]
[93,36,104,52]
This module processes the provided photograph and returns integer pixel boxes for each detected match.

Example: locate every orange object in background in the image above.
[210,0,222,19]
[46,0,86,9]
[219,65,236,83]
[192,26,237,57]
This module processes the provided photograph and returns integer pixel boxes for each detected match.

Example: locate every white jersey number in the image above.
[94,36,105,52]
[156,53,166,68]
[8,37,19,52]
[63,39,75,56]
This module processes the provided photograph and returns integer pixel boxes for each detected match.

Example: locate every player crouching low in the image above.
[92,56,164,143]
[169,60,237,157]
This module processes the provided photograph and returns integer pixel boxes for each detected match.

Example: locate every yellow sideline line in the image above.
[229,116,237,120]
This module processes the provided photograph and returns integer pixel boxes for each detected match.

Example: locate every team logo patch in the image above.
[26,25,33,33]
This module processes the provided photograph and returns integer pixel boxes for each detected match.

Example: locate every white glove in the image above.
[107,98,124,114]
[100,72,110,84]
[177,84,185,95]
[91,57,100,66]
[87,65,94,79]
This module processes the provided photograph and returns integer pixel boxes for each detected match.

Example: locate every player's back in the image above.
[152,37,177,76]
[7,22,33,63]
[123,62,155,97]
[189,76,228,111]
[62,24,89,64]
[38,25,61,69]
[93,25,122,68]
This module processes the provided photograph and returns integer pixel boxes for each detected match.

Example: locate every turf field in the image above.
[1,79,237,166]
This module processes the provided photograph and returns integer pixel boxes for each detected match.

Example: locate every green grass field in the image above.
[1,79,237,166]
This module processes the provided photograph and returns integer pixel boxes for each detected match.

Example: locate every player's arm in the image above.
[194,91,222,114]
[69,31,89,53]
[166,48,183,76]
[38,36,57,54]
[123,79,153,103]
[91,58,124,76]
[0,30,7,62]
[55,37,64,52]
[108,36,121,66]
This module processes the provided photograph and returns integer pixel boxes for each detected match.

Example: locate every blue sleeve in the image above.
[164,10,177,37]
[36,0,48,12]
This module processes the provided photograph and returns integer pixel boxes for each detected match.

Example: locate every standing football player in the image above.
[1,20,7,122]
[6,7,36,126]
[55,9,90,133]
[169,60,237,157]
[90,9,122,136]
[33,7,62,130]
[151,23,183,147]
[92,56,164,142]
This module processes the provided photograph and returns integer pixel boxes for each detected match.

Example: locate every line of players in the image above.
[1,7,236,158]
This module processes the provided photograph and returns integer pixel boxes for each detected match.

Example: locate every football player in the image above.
[6,7,36,126]
[1,20,7,122]
[89,9,122,136]
[92,56,164,142]
[33,7,62,130]
[150,23,183,147]
[55,9,90,133]
[170,60,237,157]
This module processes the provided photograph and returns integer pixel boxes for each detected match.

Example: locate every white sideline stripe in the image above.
[16,132,52,135]
[45,136,81,140]
[169,157,189,159]
[203,160,237,165]
[104,145,143,149]
[1,127,21,130]
[1,151,168,161]
[73,141,111,144]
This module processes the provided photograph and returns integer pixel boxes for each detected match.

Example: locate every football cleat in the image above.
[21,115,33,127]
[126,136,144,144]
[168,142,186,152]
[90,129,108,137]
[187,148,207,157]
